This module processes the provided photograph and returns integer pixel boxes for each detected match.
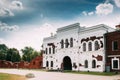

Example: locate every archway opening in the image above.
[63,56,72,70]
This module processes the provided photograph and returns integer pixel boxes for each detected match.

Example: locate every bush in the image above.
[25,73,35,78]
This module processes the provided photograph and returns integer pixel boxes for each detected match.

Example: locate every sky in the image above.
[0,0,120,51]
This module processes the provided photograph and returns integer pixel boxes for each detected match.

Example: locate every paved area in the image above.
[0,69,120,80]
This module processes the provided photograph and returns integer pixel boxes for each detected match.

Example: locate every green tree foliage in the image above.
[21,47,40,62]
[0,44,8,60]
[6,48,21,62]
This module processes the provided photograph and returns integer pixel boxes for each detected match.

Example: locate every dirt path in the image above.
[0,69,120,80]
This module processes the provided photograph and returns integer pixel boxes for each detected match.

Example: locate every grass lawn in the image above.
[0,73,26,80]
[63,70,119,76]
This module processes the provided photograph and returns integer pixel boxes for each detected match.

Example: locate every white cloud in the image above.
[88,12,94,16]
[82,11,88,16]
[82,11,94,16]
[114,0,120,8]
[95,3,113,15]
[10,1,23,10]
[0,8,14,16]
[5,23,56,51]
[0,0,23,17]
[0,21,19,31]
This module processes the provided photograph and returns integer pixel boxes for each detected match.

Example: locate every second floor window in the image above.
[88,42,92,51]
[61,39,64,48]
[70,38,73,47]
[112,41,118,51]
[83,43,86,51]
[46,48,48,54]
[95,41,99,51]
[65,39,69,48]
[53,47,55,54]
[49,47,51,54]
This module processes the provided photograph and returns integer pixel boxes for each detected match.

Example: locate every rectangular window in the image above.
[49,47,51,54]
[113,60,118,69]
[46,48,47,54]
[53,47,55,54]
[112,41,118,51]
[112,58,119,70]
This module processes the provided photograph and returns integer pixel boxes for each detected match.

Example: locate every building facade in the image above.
[42,23,114,72]
[105,24,120,72]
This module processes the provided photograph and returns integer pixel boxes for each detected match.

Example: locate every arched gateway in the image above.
[63,56,72,70]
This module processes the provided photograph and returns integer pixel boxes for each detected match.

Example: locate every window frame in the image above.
[92,60,96,68]
[112,41,118,51]
[46,61,49,67]
[112,58,119,70]
[95,41,99,51]
[88,42,92,51]
[49,47,51,54]
[61,39,64,48]
[84,60,88,68]
[83,43,86,52]
[70,38,73,47]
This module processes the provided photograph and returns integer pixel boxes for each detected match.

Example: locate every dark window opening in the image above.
[70,38,73,47]
[83,43,86,51]
[95,41,99,50]
[65,39,69,48]
[61,39,64,48]
[88,42,92,51]
[113,60,118,69]
[49,47,51,54]
[46,61,49,67]
[46,48,48,54]
[53,47,55,54]
[92,60,96,68]
[113,41,118,50]
[51,61,53,67]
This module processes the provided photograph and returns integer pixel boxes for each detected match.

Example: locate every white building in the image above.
[42,23,114,72]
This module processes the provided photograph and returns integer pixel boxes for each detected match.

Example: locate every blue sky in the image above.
[0,0,120,50]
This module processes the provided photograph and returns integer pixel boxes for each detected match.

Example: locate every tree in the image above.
[21,46,41,62]
[6,48,21,62]
[0,44,8,60]
[21,47,34,62]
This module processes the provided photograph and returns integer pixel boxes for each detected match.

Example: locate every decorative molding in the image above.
[81,36,103,43]
[92,55,103,61]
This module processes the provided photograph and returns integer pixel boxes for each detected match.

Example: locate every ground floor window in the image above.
[112,58,119,70]
[46,61,49,67]
[51,61,53,67]
[92,60,96,68]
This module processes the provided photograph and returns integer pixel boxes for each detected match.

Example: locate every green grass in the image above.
[0,73,26,80]
[63,70,119,76]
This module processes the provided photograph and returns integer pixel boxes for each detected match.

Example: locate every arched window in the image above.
[88,42,92,51]
[65,39,69,48]
[61,39,64,48]
[95,41,99,50]
[85,60,88,68]
[46,61,49,67]
[51,61,53,67]
[46,48,48,54]
[92,60,96,68]
[49,47,51,54]
[70,38,73,47]
[83,43,86,51]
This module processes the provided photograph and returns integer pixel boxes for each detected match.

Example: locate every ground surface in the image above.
[0,69,120,80]
[0,73,26,80]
